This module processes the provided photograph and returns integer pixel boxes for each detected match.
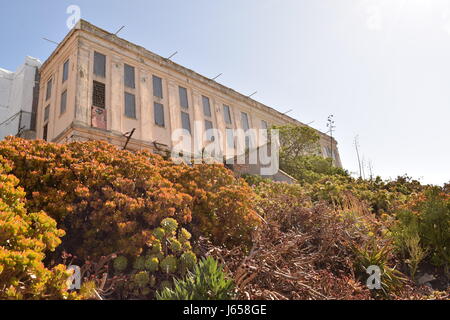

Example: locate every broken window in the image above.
[93,81,106,108]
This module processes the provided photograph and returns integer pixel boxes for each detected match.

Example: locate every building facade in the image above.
[0,56,41,140]
[35,20,342,177]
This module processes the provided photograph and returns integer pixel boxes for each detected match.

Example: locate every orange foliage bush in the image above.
[160,162,260,246]
[0,137,259,260]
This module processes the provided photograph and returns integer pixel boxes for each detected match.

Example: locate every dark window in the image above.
[124,92,136,118]
[94,52,106,77]
[261,120,268,130]
[44,105,50,122]
[241,112,250,131]
[43,124,48,141]
[152,75,163,98]
[223,105,232,125]
[181,111,191,134]
[93,81,106,108]
[154,102,165,127]
[46,79,52,101]
[204,120,214,141]
[245,136,251,150]
[202,96,211,117]
[60,90,67,115]
[226,128,235,148]
[124,64,135,89]
[179,86,189,109]
[62,60,69,82]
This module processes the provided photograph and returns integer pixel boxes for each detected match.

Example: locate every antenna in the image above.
[42,38,59,45]
[167,51,178,60]
[114,25,125,36]
[282,109,293,115]
[212,73,222,81]
[247,91,257,98]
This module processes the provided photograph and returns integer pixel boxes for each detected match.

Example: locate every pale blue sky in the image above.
[1,0,448,185]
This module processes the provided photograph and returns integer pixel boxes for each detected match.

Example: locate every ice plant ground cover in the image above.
[0,135,448,300]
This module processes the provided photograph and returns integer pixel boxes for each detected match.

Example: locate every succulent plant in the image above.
[182,241,192,251]
[113,256,128,272]
[180,251,197,271]
[150,239,162,254]
[160,255,178,274]
[169,238,182,253]
[161,218,178,236]
[133,256,146,271]
[153,227,165,241]
[144,255,159,272]
[133,271,150,288]
[178,228,192,242]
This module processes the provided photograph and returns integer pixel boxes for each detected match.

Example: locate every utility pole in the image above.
[354,135,362,179]
[327,115,336,165]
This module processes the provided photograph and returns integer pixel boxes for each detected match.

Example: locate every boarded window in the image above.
[60,90,67,115]
[226,128,235,148]
[241,112,250,131]
[44,105,50,122]
[223,105,232,125]
[179,86,189,109]
[181,111,191,134]
[154,102,165,127]
[46,79,52,101]
[153,75,163,98]
[93,81,106,108]
[124,92,136,118]
[205,120,214,141]
[62,60,69,82]
[94,52,106,77]
[202,96,211,117]
[43,124,48,141]
[124,64,135,89]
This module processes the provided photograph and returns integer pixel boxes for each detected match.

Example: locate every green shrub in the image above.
[354,239,406,296]
[156,257,235,300]
[417,188,449,268]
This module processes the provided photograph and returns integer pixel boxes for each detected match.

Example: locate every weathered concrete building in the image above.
[0,56,41,140]
[35,20,342,177]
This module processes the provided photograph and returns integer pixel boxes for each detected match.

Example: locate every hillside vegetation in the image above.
[0,132,448,300]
